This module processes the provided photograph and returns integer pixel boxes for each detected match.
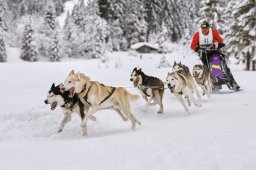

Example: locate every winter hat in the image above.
[201,21,210,28]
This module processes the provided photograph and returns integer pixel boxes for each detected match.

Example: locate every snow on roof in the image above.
[130,42,159,50]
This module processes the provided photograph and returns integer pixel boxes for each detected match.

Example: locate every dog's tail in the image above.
[128,93,140,101]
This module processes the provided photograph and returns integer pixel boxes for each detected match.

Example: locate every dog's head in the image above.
[44,83,65,110]
[64,70,91,97]
[192,65,204,78]
[172,61,183,72]
[166,72,180,93]
[130,67,143,87]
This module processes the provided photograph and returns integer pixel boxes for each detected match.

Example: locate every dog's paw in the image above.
[58,128,63,132]
[157,110,164,114]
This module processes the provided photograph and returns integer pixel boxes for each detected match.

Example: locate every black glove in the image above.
[217,43,225,49]
[195,46,200,52]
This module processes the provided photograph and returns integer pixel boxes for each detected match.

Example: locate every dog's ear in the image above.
[69,70,75,75]
[59,83,65,92]
[51,83,55,89]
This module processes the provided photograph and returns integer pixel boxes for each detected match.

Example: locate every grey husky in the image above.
[192,64,213,98]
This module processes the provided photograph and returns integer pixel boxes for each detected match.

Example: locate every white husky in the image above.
[64,70,141,136]
[166,71,201,113]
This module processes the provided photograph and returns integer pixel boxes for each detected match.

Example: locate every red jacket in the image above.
[190,29,223,51]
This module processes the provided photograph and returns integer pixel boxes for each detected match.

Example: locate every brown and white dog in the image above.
[166,71,201,113]
[192,64,212,98]
[64,70,141,136]
[130,67,164,113]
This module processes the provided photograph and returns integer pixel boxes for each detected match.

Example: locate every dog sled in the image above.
[198,46,240,92]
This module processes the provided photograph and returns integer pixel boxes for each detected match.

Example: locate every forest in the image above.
[0,0,255,69]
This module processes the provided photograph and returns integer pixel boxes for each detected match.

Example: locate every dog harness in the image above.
[81,83,116,106]
[81,84,92,106]
[99,85,116,105]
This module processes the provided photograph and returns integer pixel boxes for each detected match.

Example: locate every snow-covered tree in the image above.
[162,0,185,42]
[108,0,128,50]
[197,0,226,33]
[50,32,62,62]
[143,0,162,41]
[0,33,7,62]
[0,0,9,33]
[37,1,59,58]
[157,55,171,68]
[44,1,57,31]
[20,17,38,62]
[124,0,148,46]
[83,0,109,58]
[225,0,256,69]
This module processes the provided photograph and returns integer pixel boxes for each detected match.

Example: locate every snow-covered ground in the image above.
[0,46,256,170]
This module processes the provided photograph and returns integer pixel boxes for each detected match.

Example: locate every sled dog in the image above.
[44,83,95,133]
[130,67,164,113]
[172,61,201,100]
[166,71,201,113]
[192,64,212,98]
[64,70,141,136]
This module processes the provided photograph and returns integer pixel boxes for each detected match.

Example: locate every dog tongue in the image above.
[133,77,139,87]
[51,102,57,110]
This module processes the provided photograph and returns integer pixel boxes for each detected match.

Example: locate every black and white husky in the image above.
[130,67,164,113]
[44,83,95,133]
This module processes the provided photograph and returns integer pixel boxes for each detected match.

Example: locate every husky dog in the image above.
[64,70,141,136]
[192,64,213,98]
[166,72,201,113]
[130,67,164,113]
[172,61,201,100]
[44,83,95,133]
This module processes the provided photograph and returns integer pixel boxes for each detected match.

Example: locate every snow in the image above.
[57,0,89,28]
[1,46,256,170]
[130,42,160,50]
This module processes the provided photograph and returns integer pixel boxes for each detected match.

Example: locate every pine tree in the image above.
[143,0,162,41]
[0,33,7,62]
[197,0,226,33]
[162,0,185,42]
[20,17,38,62]
[225,0,256,66]
[108,0,128,50]
[44,1,57,31]
[124,0,148,46]
[83,0,109,59]
[62,10,84,58]
[50,32,62,62]
[157,55,171,68]
[0,0,9,33]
